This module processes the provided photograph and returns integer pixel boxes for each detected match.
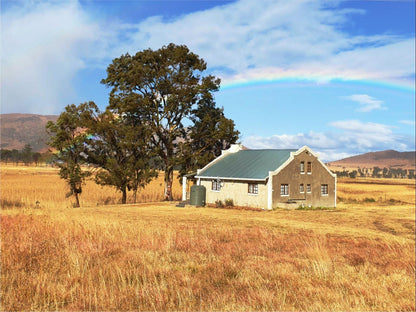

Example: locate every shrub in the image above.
[224,199,234,207]
[215,200,224,208]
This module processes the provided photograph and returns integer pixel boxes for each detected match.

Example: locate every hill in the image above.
[0,113,58,152]
[327,150,416,171]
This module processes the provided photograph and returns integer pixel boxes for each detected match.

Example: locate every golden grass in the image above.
[1,166,415,311]
[0,164,182,209]
[337,177,415,205]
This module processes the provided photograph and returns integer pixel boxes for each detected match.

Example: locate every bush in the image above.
[224,199,234,207]
[215,200,224,208]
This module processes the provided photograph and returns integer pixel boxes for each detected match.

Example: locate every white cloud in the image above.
[122,0,414,87]
[243,120,414,161]
[343,94,385,112]
[399,120,416,126]
[1,1,108,114]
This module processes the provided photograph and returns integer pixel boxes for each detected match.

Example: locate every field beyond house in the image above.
[1,165,415,311]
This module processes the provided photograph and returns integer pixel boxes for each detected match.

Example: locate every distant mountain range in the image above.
[327,150,415,170]
[1,114,415,169]
[0,113,58,152]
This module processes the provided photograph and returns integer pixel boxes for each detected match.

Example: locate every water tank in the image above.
[190,185,206,206]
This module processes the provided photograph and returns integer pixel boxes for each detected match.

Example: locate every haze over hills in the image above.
[327,150,416,171]
[0,114,58,152]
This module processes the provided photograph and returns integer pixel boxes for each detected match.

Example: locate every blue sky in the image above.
[1,0,415,161]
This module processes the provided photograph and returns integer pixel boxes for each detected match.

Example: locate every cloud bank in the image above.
[243,120,415,161]
[1,1,105,114]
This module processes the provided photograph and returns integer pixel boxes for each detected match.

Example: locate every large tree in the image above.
[102,43,237,200]
[46,103,94,207]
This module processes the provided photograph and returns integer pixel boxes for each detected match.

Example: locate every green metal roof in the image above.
[196,149,296,181]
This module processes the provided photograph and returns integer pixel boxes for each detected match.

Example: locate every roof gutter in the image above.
[194,176,267,182]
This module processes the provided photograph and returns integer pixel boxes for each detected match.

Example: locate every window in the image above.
[300,161,305,174]
[307,184,311,193]
[307,162,312,174]
[300,184,304,193]
[212,180,221,191]
[280,184,289,196]
[248,183,258,194]
[321,184,328,196]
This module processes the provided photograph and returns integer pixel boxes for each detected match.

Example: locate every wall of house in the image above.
[200,179,268,208]
[271,150,336,208]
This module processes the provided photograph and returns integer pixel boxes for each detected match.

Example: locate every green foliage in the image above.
[224,199,234,207]
[349,170,358,178]
[84,109,157,204]
[1,148,53,165]
[179,96,240,178]
[101,43,239,200]
[46,103,94,207]
[45,44,239,204]
[22,144,33,165]
[372,166,382,178]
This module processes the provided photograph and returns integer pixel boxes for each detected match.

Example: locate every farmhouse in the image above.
[184,144,336,209]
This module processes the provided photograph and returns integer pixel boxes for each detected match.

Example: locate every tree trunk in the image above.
[133,188,137,204]
[164,167,174,201]
[122,187,127,204]
[74,193,80,208]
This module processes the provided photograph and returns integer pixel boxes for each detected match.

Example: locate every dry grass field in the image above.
[1,164,415,311]
[0,164,183,209]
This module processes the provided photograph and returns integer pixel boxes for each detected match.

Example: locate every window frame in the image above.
[280,184,289,196]
[307,162,312,174]
[321,184,328,196]
[300,183,304,193]
[300,161,305,174]
[248,183,258,195]
[212,180,221,192]
[307,184,311,193]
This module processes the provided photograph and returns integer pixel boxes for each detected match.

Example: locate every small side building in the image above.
[187,144,336,209]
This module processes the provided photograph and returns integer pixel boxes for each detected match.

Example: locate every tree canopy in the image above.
[84,106,157,204]
[46,44,239,204]
[102,43,239,200]
[46,103,94,207]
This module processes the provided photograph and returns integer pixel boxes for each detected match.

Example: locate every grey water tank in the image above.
[190,185,206,206]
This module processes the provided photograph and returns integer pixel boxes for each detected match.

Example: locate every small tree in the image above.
[32,152,42,166]
[372,166,382,178]
[349,170,357,179]
[22,144,33,165]
[46,103,93,207]
[0,149,12,164]
[11,149,20,165]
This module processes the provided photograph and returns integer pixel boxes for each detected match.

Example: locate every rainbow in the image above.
[220,76,415,94]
